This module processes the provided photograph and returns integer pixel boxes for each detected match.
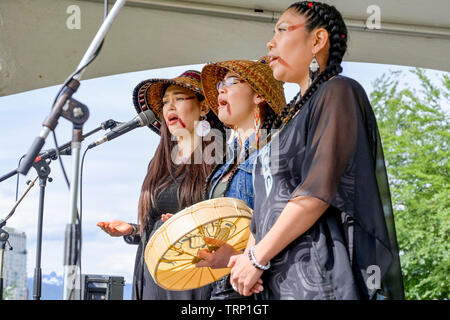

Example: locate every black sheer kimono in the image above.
[250,75,404,300]
[124,171,212,300]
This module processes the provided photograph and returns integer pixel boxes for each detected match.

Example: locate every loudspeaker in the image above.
[81,274,125,300]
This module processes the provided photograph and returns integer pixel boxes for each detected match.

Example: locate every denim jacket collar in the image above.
[208,133,259,199]
[225,133,257,170]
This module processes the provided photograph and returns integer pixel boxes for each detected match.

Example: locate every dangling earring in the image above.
[254,105,262,149]
[309,54,320,86]
[234,125,242,149]
[195,115,211,137]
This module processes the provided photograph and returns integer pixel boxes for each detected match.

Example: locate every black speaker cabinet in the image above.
[81,274,125,300]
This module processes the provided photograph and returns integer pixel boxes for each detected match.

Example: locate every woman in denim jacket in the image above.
[207,135,257,208]
[197,58,286,300]
[162,59,285,298]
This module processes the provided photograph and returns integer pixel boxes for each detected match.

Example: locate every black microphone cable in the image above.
[15,155,26,201]
[12,0,110,289]
[61,0,109,300]
[65,143,90,299]
[66,119,119,299]
[51,0,109,192]
[76,146,90,300]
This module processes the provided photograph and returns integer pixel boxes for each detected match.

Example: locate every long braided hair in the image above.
[272,1,348,129]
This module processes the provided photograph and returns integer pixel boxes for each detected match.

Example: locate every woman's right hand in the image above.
[195,237,241,269]
[196,237,264,294]
[97,220,134,237]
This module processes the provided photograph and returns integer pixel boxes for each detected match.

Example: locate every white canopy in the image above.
[0,0,449,97]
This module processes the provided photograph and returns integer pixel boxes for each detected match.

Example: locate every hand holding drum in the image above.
[145,197,253,291]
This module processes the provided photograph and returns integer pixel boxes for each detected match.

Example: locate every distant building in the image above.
[2,227,27,300]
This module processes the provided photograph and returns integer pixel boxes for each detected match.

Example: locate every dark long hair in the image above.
[272,1,348,129]
[138,94,225,233]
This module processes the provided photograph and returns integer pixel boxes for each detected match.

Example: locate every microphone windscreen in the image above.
[138,109,158,126]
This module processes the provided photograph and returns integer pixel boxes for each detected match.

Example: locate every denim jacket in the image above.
[208,134,258,210]
[207,134,258,300]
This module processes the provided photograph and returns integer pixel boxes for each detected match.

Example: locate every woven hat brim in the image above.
[145,78,203,117]
[132,74,209,135]
[132,80,163,135]
[201,60,286,117]
[200,65,227,116]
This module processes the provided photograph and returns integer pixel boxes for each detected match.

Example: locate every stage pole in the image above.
[62,0,128,300]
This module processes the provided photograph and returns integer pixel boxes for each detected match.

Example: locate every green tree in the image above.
[370,68,450,299]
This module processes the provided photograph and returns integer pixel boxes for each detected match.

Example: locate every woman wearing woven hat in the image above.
[97,70,225,300]
[185,58,286,300]
[227,1,404,300]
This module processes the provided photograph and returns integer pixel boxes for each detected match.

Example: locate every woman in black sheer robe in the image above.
[227,1,404,300]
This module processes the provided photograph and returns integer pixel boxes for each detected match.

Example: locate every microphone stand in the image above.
[0,119,118,184]
[0,170,20,184]
[32,99,92,301]
[0,227,11,300]
[31,159,51,300]
[61,0,128,300]
[62,100,89,301]
[16,0,127,176]
[3,0,126,300]
[0,176,38,300]
[0,119,118,300]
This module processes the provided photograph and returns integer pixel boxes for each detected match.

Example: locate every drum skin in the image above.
[144,197,253,291]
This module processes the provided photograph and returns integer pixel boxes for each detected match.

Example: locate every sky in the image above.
[0,60,448,296]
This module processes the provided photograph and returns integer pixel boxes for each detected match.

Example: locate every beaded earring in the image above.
[309,54,320,86]
[254,105,262,149]
[234,125,242,149]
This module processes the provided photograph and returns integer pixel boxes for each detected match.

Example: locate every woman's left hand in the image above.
[228,253,264,296]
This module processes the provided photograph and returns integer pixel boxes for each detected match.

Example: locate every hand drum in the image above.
[144,197,253,290]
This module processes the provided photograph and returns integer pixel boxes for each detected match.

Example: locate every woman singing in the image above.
[97,70,225,300]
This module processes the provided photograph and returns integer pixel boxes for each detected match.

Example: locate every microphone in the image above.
[88,109,158,149]
[35,119,120,161]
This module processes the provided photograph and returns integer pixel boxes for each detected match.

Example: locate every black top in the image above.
[251,76,404,300]
[125,170,212,300]
[211,180,228,199]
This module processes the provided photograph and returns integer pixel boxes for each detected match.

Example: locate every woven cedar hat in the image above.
[132,70,205,134]
[200,57,286,116]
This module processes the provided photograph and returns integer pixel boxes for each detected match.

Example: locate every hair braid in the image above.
[202,162,221,200]
[271,1,348,129]
[261,103,277,130]
[273,92,301,129]
[203,101,277,200]
[220,102,274,196]
[202,136,252,200]
[222,146,250,196]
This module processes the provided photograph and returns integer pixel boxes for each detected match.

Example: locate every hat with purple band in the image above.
[132,70,206,135]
